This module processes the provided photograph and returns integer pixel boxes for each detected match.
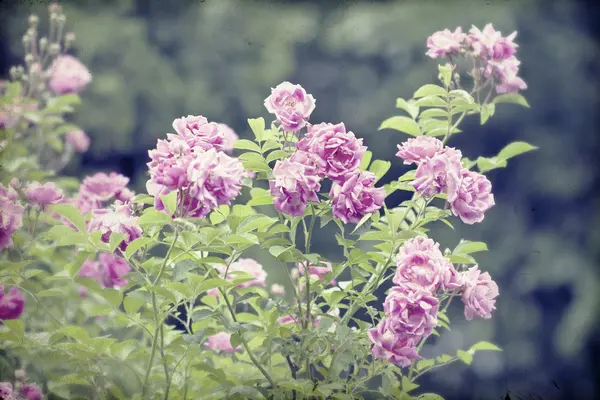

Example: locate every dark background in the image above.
[1,0,599,399]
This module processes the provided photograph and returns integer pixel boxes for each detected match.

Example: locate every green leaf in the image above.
[195,278,231,293]
[269,245,289,258]
[480,103,495,125]
[160,191,178,216]
[379,116,421,136]
[468,341,502,353]
[124,293,146,314]
[234,139,262,153]
[368,160,392,182]
[454,241,488,255]
[228,386,266,399]
[100,289,123,308]
[49,204,87,232]
[496,141,538,161]
[457,349,473,365]
[210,205,230,225]
[131,194,155,205]
[401,376,419,393]
[438,63,453,88]
[3,320,25,338]
[248,118,266,142]
[414,84,447,98]
[476,156,507,174]
[265,150,289,163]
[449,254,477,264]
[125,237,154,259]
[359,150,373,171]
[247,195,273,207]
[226,233,259,246]
[418,394,445,400]
[137,208,171,228]
[396,98,420,119]
[45,225,88,247]
[58,326,90,342]
[492,93,530,108]
[351,213,372,234]
[415,96,447,108]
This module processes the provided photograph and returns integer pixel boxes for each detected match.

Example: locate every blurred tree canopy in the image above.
[1,0,599,398]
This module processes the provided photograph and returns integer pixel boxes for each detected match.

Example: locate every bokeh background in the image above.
[1,0,599,399]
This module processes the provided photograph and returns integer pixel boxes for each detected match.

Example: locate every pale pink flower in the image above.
[330,171,385,224]
[205,332,240,353]
[78,253,131,295]
[24,181,64,207]
[21,383,43,400]
[412,147,462,201]
[396,136,444,165]
[271,283,285,295]
[77,172,132,214]
[384,287,439,338]
[393,236,461,292]
[264,81,315,132]
[0,183,25,251]
[0,382,14,399]
[0,285,25,320]
[297,262,336,286]
[66,130,90,153]
[49,55,92,94]
[269,158,320,217]
[368,318,420,367]
[172,115,234,152]
[450,169,495,224]
[88,202,142,252]
[297,123,366,182]
[468,24,518,61]
[426,27,466,59]
[460,265,499,320]
[218,123,238,152]
[217,258,267,288]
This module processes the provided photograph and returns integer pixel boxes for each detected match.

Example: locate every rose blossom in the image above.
[297,262,336,286]
[24,181,64,207]
[78,254,131,295]
[88,202,142,252]
[450,169,495,224]
[172,115,235,152]
[460,265,499,320]
[0,285,25,321]
[270,284,285,295]
[76,172,133,214]
[412,147,462,201]
[468,24,518,61]
[394,236,461,292]
[205,332,240,353]
[0,382,14,399]
[296,123,366,182]
[330,171,385,224]
[49,55,92,94]
[488,57,527,94]
[147,136,194,192]
[264,81,315,132]
[0,182,25,251]
[186,148,245,215]
[426,27,466,59]
[396,136,444,165]
[217,258,267,288]
[368,318,420,367]
[21,383,43,400]
[66,130,91,153]
[269,158,320,217]
[384,287,439,338]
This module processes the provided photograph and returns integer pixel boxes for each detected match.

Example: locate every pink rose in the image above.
[270,284,285,295]
[269,158,320,217]
[297,262,336,286]
[172,115,234,152]
[395,136,444,165]
[66,130,91,153]
[0,182,24,251]
[0,285,25,320]
[25,181,64,207]
[394,236,461,292]
[217,258,267,288]
[0,382,14,399]
[460,265,499,320]
[88,202,142,252]
[468,24,518,61]
[264,81,315,132]
[49,55,92,94]
[77,172,132,214]
[450,169,495,224]
[330,171,385,224]
[412,147,462,201]
[426,27,466,59]
[21,383,43,400]
[384,287,439,338]
[297,123,366,182]
[205,332,240,353]
[217,123,238,153]
[368,318,421,367]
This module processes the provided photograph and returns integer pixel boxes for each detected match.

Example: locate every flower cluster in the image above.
[75,172,134,215]
[147,115,244,218]
[65,129,91,153]
[396,136,495,224]
[78,252,132,294]
[216,258,268,289]
[24,181,64,208]
[426,23,526,94]
[0,182,25,251]
[266,85,384,221]
[205,332,240,354]
[0,369,43,400]
[49,54,92,95]
[0,285,26,321]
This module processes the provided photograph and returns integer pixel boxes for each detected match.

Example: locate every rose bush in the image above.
[0,6,537,400]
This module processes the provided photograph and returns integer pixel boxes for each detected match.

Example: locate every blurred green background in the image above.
[1,0,599,399]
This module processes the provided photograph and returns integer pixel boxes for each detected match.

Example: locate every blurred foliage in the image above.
[2,0,599,398]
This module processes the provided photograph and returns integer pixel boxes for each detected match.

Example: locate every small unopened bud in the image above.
[15,65,25,75]
[453,73,460,82]
[39,37,48,51]
[22,35,30,46]
[28,15,39,26]
[48,43,61,56]
[49,2,61,13]
[57,14,66,25]
[14,369,27,381]
[25,54,34,65]
[9,66,18,80]
[64,32,76,43]
[444,248,451,257]
[27,28,36,38]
